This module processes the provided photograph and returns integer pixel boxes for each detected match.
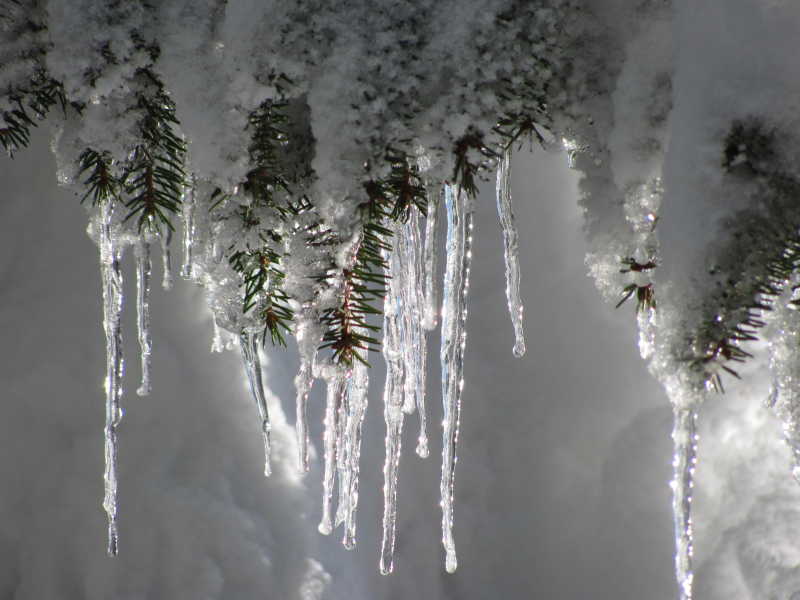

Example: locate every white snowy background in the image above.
[2,123,800,599]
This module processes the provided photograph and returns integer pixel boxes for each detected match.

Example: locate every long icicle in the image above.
[239,332,272,477]
[422,186,441,331]
[402,211,429,456]
[98,201,124,556]
[379,231,406,574]
[496,149,526,357]
[135,241,153,397]
[342,359,369,549]
[671,405,698,600]
[439,183,474,574]
[319,370,347,535]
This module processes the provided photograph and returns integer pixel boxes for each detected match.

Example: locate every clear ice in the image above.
[180,183,196,280]
[767,276,800,480]
[341,360,369,549]
[239,332,272,477]
[379,229,407,574]
[400,211,429,456]
[423,187,441,331]
[294,314,321,474]
[135,241,153,397]
[98,201,125,556]
[439,184,474,574]
[160,227,173,291]
[496,149,526,357]
[319,370,347,535]
[671,405,698,600]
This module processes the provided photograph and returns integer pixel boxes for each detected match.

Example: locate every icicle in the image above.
[239,332,272,477]
[496,149,526,358]
[767,275,800,480]
[341,360,369,549]
[439,184,474,574]
[422,186,441,331]
[211,314,225,353]
[98,201,124,556]
[294,361,313,473]
[399,211,429,456]
[294,314,322,473]
[180,183,196,279]
[379,239,406,574]
[160,227,173,290]
[319,370,347,535]
[671,405,698,600]
[135,241,153,397]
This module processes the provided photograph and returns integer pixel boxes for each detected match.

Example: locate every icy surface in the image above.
[495,150,526,358]
[439,184,474,573]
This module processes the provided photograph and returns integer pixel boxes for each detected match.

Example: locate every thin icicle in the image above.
[379,239,406,574]
[496,149,526,357]
[98,201,124,556]
[135,241,153,397]
[294,361,313,473]
[239,332,272,477]
[671,405,698,600]
[341,360,369,549]
[319,370,347,535]
[294,314,322,474]
[180,183,196,279]
[439,184,474,574]
[423,186,441,331]
[160,227,173,290]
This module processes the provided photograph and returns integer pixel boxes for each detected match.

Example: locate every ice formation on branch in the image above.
[6,0,800,596]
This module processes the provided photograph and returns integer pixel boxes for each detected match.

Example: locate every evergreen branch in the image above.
[318,149,429,366]
[452,129,499,197]
[121,71,186,233]
[0,74,66,156]
[615,283,656,312]
[230,246,294,347]
[78,149,121,205]
[687,123,800,392]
